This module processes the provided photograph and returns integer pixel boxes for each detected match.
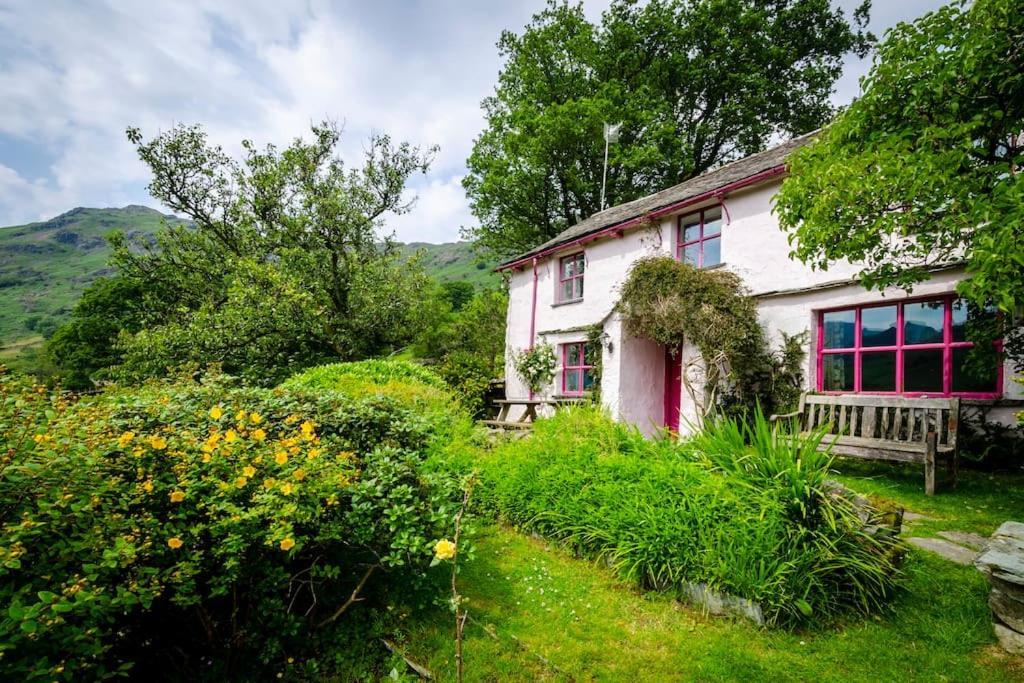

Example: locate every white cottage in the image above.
[498,133,1022,435]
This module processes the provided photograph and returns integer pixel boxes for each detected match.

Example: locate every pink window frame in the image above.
[557,252,585,303]
[816,293,1003,399]
[561,342,593,396]
[676,206,722,268]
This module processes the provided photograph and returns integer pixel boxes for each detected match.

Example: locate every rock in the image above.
[975,535,1024,585]
[903,511,934,523]
[994,623,1024,656]
[679,582,764,626]
[937,530,988,551]
[994,522,1024,543]
[907,537,977,565]
[990,587,1024,633]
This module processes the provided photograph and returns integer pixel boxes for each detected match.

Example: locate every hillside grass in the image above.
[393,460,1024,681]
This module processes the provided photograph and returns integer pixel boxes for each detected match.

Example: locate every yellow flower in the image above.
[434,539,456,561]
[148,435,168,450]
[224,429,238,443]
[202,453,212,463]
[284,414,300,424]
[170,490,185,503]
[263,478,276,489]
[249,412,263,424]
[274,451,288,465]
[280,538,295,551]
[243,465,256,478]
[118,431,135,448]
[337,451,354,461]
[280,482,293,495]
[132,446,145,457]
[235,410,246,422]
[142,480,154,493]
[307,448,321,460]
[252,428,267,442]
[300,421,316,440]
[292,468,306,481]
[209,405,224,420]
[234,476,248,488]
[167,537,183,549]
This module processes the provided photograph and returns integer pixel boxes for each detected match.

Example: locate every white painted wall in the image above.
[503,177,1021,431]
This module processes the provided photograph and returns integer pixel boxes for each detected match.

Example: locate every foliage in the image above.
[46,276,148,389]
[464,0,873,257]
[584,324,605,402]
[472,406,900,627]
[0,369,465,680]
[440,281,476,312]
[957,403,1024,471]
[619,256,804,419]
[435,289,508,417]
[774,0,1024,364]
[512,342,556,395]
[109,122,436,383]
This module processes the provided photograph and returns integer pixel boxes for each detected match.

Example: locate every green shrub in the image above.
[0,370,463,680]
[474,406,900,627]
[287,359,447,389]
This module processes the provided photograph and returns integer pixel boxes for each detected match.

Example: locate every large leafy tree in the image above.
[774,0,1024,362]
[464,0,873,257]
[107,123,437,384]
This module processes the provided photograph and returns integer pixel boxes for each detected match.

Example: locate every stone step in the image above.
[906,537,978,565]
[937,530,988,551]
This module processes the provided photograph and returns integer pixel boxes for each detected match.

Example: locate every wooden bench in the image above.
[481,398,586,430]
[771,393,960,495]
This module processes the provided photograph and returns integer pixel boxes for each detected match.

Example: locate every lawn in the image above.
[394,462,1024,682]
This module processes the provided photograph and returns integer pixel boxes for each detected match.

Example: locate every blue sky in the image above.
[0,0,945,243]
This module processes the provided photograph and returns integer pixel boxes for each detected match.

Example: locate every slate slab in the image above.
[937,530,987,551]
[990,586,1024,633]
[995,623,1024,656]
[907,537,977,565]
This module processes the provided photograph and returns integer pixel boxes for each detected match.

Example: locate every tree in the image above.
[111,122,437,383]
[774,0,1024,363]
[464,0,873,258]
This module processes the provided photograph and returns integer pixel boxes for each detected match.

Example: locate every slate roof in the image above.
[499,130,819,267]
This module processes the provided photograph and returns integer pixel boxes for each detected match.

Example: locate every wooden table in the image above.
[481,397,586,430]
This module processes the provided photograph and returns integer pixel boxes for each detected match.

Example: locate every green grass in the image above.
[387,459,1024,681]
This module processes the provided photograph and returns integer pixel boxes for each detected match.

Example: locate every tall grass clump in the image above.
[475,406,901,627]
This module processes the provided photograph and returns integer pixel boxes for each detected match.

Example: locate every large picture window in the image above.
[558,252,585,303]
[561,342,595,395]
[677,206,722,269]
[818,295,1000,397]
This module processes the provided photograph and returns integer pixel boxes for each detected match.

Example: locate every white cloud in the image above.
[386,175,475,244]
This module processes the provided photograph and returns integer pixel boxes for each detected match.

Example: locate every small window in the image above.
[558,252,585,303]
[561,342,595,395]
[676,206,722,268]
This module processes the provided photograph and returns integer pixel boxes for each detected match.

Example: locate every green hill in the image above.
[0,207,496,369]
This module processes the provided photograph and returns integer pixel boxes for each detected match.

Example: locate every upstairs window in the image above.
[818,295,1000,397]
[558,252,585,303]
[677,206,722,268]
[561,342,595,395]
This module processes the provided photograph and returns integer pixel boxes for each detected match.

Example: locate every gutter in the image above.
[497,164,786,272]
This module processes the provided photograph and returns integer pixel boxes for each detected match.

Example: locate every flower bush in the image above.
[512,343,556,395]
[0,368,464,680]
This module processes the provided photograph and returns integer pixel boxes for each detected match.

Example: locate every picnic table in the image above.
[481,397,586,430]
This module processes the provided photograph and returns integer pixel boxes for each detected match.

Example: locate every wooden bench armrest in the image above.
[769,410,802,423]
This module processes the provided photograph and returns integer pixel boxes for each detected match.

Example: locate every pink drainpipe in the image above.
[528,257,539,399]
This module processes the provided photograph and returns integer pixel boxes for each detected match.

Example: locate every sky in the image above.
[0,0,946,243]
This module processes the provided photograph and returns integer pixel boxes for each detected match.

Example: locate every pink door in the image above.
[664,347,682,432]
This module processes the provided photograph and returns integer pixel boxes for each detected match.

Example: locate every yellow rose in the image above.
[234,476,248,488]
[235,410,246,422]
[142,480,154,493]
[307,448,321,460]
[168,537,183,549]
[252,428,266,442]
[225,429,238,443]
[118,431,135,448]
[280,538,295,551]
[274,451,288,465]
[434,539,457,561]
[202,453,212,463]
[148,435,168,450]
[263,478,276,489]
[293,469,306,481]
[243,466,256,478]
[280,482,293,495]
[249,412,263,424]
[209,406,224,420]
[170,490,185,503]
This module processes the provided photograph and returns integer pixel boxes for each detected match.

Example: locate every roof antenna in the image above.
[600,122,621,211]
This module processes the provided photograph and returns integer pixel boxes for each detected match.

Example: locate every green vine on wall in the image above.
[619,256,805,420]
[585,323,605,403]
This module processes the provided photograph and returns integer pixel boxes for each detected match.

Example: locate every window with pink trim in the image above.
[561,342,595,395]
[558,252,585,303]
[676,206,722,268]
[817,295,1000,397]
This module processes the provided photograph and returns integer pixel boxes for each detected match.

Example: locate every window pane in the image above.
[701,237,721,268]
[561,280,574,301]
[564,370,579,393]
[861,352,896,391]
[682,243,699,266]
[702,208,722,236]
[583,369,595,390]
[861,306,897,347]
[682,222,700,243]
[574,276,584,300]
[904,301,944,345]
[951,298,996,342]
[822,310,855,349]
[952,347,998,393]
[562,258,575,279]
[565,343,580,366]
[574,254,585,273]
[903,349,943,393]
[822,353,855,391]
